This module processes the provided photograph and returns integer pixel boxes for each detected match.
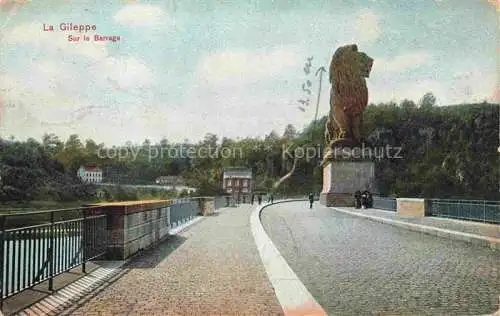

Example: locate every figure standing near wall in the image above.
[309,193,314,209]
[354,190,362,209]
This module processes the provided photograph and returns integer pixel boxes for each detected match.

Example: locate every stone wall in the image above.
[198,197,215,215]
[85,198,212,260]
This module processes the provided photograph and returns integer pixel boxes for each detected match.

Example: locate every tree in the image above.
[400,99,417,109]
[419,92,437,109]
[42,133,63,156]
[282,124,297,140]
[1,100,498,202]
[54,134,86,172]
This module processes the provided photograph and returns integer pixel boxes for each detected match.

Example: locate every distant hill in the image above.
[1,98,498,201]
[0,139,95,203]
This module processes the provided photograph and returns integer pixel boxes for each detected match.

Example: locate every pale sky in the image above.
[0,0,498,146]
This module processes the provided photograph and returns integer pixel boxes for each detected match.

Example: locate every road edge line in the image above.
[250,201,327,316]
[331,207,500,251]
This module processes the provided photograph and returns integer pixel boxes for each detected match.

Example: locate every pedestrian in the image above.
[258,195,262,205]
[354,190,362,209]
[362,191,373,208]
[361,191,368,208]
[270,194,274,203]
[251,193,255,205]
[308,193,314,209]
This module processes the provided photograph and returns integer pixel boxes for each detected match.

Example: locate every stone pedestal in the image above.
[396,198,430,217]
[320,160,376,207]
[198,197,215,215]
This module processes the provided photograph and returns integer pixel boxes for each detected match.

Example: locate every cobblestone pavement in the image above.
[347,207,500,239]
[67,205,284,316]
[261,201,500,316]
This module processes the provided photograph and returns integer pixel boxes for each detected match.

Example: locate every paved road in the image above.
[351,207,500,239]
[66,205,284,315]
[261,201,500,315]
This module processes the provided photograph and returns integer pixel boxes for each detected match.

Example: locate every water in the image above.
[2,235,82,297]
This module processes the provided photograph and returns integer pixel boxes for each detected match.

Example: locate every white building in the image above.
[77,166,103,183]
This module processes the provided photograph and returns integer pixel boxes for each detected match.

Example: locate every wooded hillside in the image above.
[1,98,498,202]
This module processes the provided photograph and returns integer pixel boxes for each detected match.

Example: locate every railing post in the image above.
[48,211,55,291]
[483,201,486,223]
[0,216,5,310]
[82,210,87,274]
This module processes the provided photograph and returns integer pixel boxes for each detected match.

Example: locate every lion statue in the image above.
[324,44,373,152]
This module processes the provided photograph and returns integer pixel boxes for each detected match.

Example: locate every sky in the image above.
[0,0,498,146]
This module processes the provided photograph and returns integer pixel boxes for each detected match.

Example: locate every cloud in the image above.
[367,78,447,105]
[0,0,30,15]
[367,66,498,105]
[374,51,432,73]
[197,46,301,87]
[0,71,131,145]
[0,53,155,137]
[449,68,498,103]
[489,88,499,102]
[485,0,500,11]
[0,72,93,129]
[96,56,154,90]
[1,22,108,60]
[177,87,312,143]
[355,11,381,44]
[114,4,167,27]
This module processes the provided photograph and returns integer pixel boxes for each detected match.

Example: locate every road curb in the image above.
[168,206,231,235]
[169,216,205,235]
[331,207,500,252]
[250,202,327,316]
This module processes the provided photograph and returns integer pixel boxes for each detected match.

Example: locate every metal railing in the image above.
[213,195,246,208]
[373,196,397,211]
[0,195,282,307]
[214,196,232,209]
[428,199,500,224]
[0,207,107,308]
[214,194,287,207]
[169,200,200,227]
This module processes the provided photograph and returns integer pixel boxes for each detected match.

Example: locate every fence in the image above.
[373,196,397,211]
[169,200,200,227]
[215,196,231,209]
[428,199,500,224]
[0,196,232,307]
[0,207,106,308]
[213,195,253,208]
